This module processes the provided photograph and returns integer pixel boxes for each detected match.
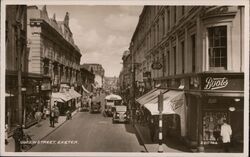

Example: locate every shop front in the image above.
[22,75,43,128]
[5,73,19,133]
[40,78,52,111]
[186,73,244,152]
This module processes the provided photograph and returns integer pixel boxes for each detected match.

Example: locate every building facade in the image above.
[119,50,132,100]
[82,64,105,89]
[5,5,27,132]
[27,6,82,122]
[103,76,118,94]
[128,6,244,150]
[80,65,95,94]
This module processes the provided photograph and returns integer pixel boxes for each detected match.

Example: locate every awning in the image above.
[52,92,72,102]
[136,88,167,106]
[69,89,82,99]
[143,90,187,137]
[53,97,64,103]
[105,94,122,100]
[143,90,184,115]
[82,85,90,94]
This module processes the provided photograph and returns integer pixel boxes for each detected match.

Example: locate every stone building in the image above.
[82,63,105,90]
[27,6,82,118]
[5,5,28,131]
[80,65,95,94]
[128,6,244,151]
[118,50,134,101]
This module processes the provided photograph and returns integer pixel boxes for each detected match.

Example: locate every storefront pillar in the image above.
[197,95,204,152]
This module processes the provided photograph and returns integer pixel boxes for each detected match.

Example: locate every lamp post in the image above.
[151,60,164,153]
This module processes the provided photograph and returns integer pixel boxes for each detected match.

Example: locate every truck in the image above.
[89,96,101,113]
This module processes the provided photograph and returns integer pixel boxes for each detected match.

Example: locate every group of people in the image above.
[135,107,148,125]
[32,105,60,128]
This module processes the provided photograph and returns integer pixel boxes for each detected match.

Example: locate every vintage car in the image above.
[80,96,89,112]
[112,105,129,123]
[104,94,122,117]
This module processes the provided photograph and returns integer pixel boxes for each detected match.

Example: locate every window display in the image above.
[202,111,228,145]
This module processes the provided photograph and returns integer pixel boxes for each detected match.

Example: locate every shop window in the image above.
[202,111,228,145]
[167,51,170,76]
[181,6,185,15]
[173,46,176,75]
[167,9,170,30]
[162,15,165,36]
[43,62,49,75]
[191,34,196,72]
[208,26,227,70]
[181,41,185,74]
[173,6,177,24]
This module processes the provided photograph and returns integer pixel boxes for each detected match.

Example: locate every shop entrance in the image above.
[202,97,243,149]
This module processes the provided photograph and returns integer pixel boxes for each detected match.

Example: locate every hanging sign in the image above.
[151,61,162,70]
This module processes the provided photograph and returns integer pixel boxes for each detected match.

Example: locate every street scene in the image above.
[2,1,248,156]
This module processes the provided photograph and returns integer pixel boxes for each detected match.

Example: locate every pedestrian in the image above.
[34,109,42,127]
[136,109,140,123]
[13,125,24,152]
[220,119,232,152]
[43,107,47,120]
[50,107,55,127]
[5,124,9,145]
[149,117,155,142]
[54,105,59,123]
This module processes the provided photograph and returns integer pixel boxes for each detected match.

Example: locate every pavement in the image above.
[5,110,78,152]
[134,123,191,153]
[134,123,244,153]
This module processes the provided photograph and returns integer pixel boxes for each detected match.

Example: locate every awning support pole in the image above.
[158,91,164,153]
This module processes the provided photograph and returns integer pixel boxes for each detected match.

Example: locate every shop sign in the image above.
[151,61,162,70]
[204,77,228,90]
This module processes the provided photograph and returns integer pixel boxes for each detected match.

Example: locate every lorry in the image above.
[89,95,101,113]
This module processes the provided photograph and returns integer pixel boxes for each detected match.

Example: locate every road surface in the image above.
[29,111,145,152]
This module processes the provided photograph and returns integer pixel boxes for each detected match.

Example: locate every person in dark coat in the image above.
[50,107,55,127]
[149,117,155,142]
[13,125,24,152]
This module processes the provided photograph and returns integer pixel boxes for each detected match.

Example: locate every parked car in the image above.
[112,105,129,123]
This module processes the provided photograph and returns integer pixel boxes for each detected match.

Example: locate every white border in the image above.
[1,0,249,157]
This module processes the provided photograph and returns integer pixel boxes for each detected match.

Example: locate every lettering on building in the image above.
[204,77,228,90]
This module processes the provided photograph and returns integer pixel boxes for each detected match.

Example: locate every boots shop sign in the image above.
[204,77,228,90]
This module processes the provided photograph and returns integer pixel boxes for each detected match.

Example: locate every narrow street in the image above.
[28,111,146,152]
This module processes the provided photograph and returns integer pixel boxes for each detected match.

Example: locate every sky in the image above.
[39,5,143,77]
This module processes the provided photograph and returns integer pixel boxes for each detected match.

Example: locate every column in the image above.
[197,96,204,151]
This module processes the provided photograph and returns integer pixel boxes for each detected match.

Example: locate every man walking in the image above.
[34,109,42,127]
[220,119,232,152]
[50,107,55,127]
